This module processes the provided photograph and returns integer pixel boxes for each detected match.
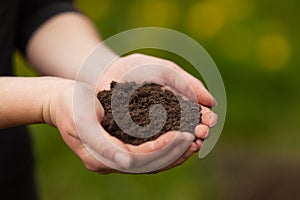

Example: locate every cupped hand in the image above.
[44,78,212,174]
[46,54,218,174]
[43,79,131,174]
[94,53,218,173]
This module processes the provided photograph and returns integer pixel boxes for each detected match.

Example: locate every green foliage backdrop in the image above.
[14,0,300,199]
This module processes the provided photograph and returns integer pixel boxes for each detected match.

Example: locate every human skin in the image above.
[0,12,217,173]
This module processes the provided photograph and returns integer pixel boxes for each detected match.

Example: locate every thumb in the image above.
[77,120,132,170]
[72,82,132,170]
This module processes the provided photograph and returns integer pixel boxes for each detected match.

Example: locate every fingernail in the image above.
[191,146,198,152]
[182,132,195,142]
[212,96,217,107]
[204,129,210,139]
[210,113,218,127]
[115,152,131,169]
[196,140,203,149]
[190,143,199,151]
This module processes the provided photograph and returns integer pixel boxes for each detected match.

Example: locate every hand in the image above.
[44,78,202,174]
[43,79,131,174]
[95,53,218,173]
[46,54,218,174]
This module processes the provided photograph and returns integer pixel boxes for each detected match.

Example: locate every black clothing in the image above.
[0,0,77,199]
[0,127,38,200]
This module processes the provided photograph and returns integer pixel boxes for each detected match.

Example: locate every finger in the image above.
[166,141,201,168]
[195,139,203,149]
[201,106,218,127]
[125,131,194,173]
[126,130,178,153]
[183,72,216,107]
[141,132,193,167]
[161,61,216,107]
[73,84,133,170]
[111,54,217,107]
[79,124,132,170]
[80,147,115,174]
[61,131,118,174]
[110,54,216,107]
[149,140,203,174]
[195,124,210,140]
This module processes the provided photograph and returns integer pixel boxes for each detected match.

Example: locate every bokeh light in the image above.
[186,1,227,39]
[225,0,254,23]
[129,0,180,27]
[75,0,111,21]
[257,33,291,70]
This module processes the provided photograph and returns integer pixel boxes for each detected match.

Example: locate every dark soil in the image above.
[97,81,202,145]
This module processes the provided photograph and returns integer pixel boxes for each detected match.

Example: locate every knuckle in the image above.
[163,59,179,69]
[84,162,112,175]
[128,53,144,59]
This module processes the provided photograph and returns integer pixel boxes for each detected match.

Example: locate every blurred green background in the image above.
[14,0,300,199]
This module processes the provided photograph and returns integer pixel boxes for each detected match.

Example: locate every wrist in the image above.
[0,76,73,128]
[40,77,76,127]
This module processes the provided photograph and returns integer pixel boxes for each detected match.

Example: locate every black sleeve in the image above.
[16,0,79,55]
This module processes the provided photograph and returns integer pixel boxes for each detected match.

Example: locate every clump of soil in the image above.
[97,81,202,145]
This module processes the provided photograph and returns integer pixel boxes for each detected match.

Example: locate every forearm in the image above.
[0,76,64,128]
[26,12,106,80]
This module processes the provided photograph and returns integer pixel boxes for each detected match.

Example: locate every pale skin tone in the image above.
[0,12,217,174]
